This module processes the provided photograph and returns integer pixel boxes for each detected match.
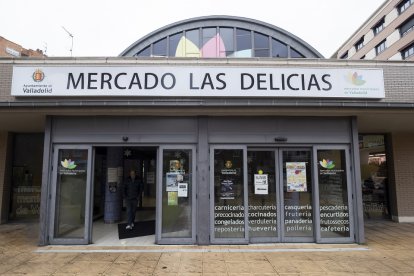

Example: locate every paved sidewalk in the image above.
[0,221,414,275]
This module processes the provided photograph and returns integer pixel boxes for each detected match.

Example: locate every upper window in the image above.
[398,0,414,14]
[271,38,288,58]
[355,37,364,51]
[373,18,385,36]
[400,15,414,37]
[132,27,307,59]
[290,47,305,58]
[152,38,167,57]
[121,16,323,58]
[375,40,386,56]
[254,32,270,57]
[340,51,348,59]
[401,43,414,59]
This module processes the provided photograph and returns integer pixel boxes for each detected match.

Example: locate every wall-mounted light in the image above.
[274,137,288,142]
[122,136,129,142]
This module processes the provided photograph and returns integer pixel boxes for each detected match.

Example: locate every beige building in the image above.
[334,0,414,61]
[0,36,45,58]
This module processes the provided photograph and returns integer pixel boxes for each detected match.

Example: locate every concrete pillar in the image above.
[389,132,414,222]
[104,147,123,223]
[197,117,210,244]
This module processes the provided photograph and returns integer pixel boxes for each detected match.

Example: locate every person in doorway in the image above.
[123,169,143,230]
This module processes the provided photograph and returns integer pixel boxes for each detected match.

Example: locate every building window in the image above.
[398,0,414,14]
[219,27,234,57]
[254,32,270,57]
[373,18,385,35]
[136,46,150,57]
[399,15,414,37]
[340,51,348,59]
[169,32,183,56]
[152,38,167,57]
[236,28,252,57]
[355,37,364,51]
[375,40,386,55]
[401,43,414,59]
[290,47,305,58]
[271,38,288,58]
[359,135,390,220]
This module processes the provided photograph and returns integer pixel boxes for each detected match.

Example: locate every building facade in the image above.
[0,36,45,58]
[0,16,413,246]
[334,0,414,61]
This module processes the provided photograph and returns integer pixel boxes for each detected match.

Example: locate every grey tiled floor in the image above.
[1,220,414,275]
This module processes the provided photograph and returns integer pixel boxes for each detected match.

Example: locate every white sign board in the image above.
[11,66,385,98]
[178,183,188,197]
[254,174,268,195]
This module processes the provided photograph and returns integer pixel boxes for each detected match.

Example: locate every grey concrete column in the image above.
[104,147,123,223]
[39,116,52,246]
[197,117,210,244]
[351,117,364,243]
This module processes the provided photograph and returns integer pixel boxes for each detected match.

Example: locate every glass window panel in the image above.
[185,29,200,57]
[400,16,414,36]
[9,134,43,220]
[254,49,270,57]
[161,149,192,238]
[214,149,245,239]
[283,150,313,238]
[254,32,269,49]
[220,27,234,56]
[55,149,89,239]
[290,48,305,58]
[248,151,277,238]
[152,38,167,57]
[203,28,216,41]
[136,46,150,57]
[236,28,252,52]
[272,39,288,58]
[186,29,199,47]
[318,149,351,238]
[169,33,183,56]
[359,135,390,219]
[202,27,217,57]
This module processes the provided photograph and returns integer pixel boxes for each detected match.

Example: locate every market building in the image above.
[0,16,413,246]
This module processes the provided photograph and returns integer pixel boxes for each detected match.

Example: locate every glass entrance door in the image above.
[315,147,354,243]
[281,149,314,242]
[210,146,248,244]
[157,145,196,244]
[49,146,93,245]
[247,148,314,243]
[247,150,278,242]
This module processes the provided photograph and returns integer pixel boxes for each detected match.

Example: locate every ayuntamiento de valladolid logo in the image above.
[21,68,52,94]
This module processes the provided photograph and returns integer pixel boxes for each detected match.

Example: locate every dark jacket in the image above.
[123,177,143,200]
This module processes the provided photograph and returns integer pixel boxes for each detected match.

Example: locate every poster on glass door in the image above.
[254,174,268,194]
[286,162,307,192]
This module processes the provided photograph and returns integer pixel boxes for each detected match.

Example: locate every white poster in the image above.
[166,172,179,192]
[254,174,268,195]
[178,183,188,197]
[286,162,307,192]
[107,168,118,183]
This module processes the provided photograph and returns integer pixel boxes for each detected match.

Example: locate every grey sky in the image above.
[0,0,384,58]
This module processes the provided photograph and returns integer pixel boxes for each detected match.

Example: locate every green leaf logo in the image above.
[61,159,77,169]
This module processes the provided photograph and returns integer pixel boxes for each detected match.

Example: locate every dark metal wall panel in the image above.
[208,117,352,144]
[51,117,198,144]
